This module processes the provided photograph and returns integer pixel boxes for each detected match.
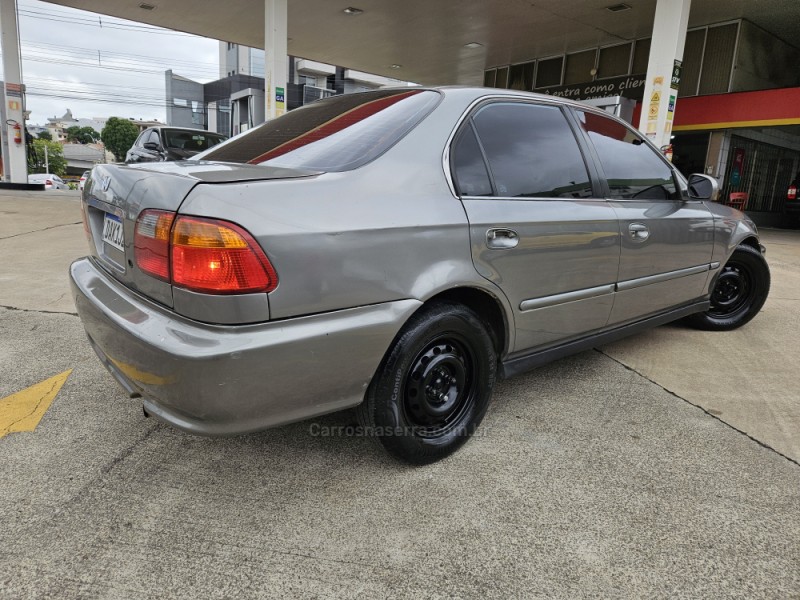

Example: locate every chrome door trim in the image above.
[519,283,615,312]
[616,264,711,292]
[86,196,124,219]
[502,300,710,379]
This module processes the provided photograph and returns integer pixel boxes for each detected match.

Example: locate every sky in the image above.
[3,0,221,125]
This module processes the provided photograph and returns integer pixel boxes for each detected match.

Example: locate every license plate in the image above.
[102,213,124,252]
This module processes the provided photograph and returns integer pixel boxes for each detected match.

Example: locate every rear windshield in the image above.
[163,130,226,151]
[197,89,441,172]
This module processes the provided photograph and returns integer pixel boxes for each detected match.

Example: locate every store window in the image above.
[508,61,535,91]
[535,57,563,88]
[631,38,651,74]
[564,50,596,85]
[699,23,738,95]
[597,43,632,78]
[495,66,510,89]
[678,29,707,97]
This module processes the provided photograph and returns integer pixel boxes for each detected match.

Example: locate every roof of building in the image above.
[62,143,106,161]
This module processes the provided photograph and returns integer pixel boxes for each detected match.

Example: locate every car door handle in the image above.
[628,223,650,241]
[486,228,519,249]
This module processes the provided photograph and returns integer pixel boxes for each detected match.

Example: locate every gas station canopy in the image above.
[38,0,800,85]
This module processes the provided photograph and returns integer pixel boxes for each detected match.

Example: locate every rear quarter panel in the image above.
[178,92,512,331]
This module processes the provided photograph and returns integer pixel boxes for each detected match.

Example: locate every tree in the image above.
[65,125,100,144]
[101,117,139,162]
[37,130,52,141]
[28,139,67,176]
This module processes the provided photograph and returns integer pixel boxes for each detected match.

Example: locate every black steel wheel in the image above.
[357,302,497,464]
[688,244,770,331]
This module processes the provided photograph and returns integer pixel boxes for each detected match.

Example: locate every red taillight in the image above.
[134,209,175,281]
[789,185,797,201]
[45,179,52,186]
[170,216,278,294]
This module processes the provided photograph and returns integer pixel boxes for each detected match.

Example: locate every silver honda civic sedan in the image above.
[71,87,769,464]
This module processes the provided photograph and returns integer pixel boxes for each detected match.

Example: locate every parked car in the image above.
[125,126,227,163]
[785,172,800,225]
[79,170,90,191]
[29,173,69,190]
[71,88,770,464]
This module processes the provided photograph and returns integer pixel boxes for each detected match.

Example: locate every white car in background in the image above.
[79,170,90,191]
[29,173,69,190]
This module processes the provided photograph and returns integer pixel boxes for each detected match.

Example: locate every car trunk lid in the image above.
[82,161,320,308]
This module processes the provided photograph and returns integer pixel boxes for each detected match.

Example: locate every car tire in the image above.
[688,244,770,331]
[357,302,497,465]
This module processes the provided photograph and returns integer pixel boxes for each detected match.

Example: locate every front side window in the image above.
[471,102,593,199]
[577,111,677,200]
[198,89,441,172]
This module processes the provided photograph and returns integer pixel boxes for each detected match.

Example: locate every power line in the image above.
[23,41,221,72]
[20,54,217,79]
[27,75,168,93]
[26,90,168,108]
[19,0,197,33]
[17,5,200,37]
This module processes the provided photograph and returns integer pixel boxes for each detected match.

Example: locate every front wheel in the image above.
[688,244,770,331]
[357,302,497,464]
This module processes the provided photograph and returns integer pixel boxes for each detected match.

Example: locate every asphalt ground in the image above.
[1,191,799,598]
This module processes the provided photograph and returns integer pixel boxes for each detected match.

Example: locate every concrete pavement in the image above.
[1,306,798,598]
[1,192,798,598]
[0,190,83,314]
[601,228,800,463]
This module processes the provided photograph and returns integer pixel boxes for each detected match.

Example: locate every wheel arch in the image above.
[739,235,761,251]
[419,286,513,359]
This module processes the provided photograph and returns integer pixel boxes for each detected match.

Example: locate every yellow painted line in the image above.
[673,117,800,131]
[0,370,72,439]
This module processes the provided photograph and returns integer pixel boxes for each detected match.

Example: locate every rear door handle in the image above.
[628,222,650,241]
[486,228,519,249]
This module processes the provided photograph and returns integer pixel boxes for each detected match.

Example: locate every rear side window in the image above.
[470,102,593,199]
[451,125,492,196]
[199,90,441,172]
[163,130,226,151]
[577,111,678,200]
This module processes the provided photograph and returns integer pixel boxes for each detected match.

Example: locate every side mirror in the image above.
[143,142,160,151]
[687,173,719,201]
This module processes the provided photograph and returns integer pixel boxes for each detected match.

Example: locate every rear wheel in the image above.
[357,302,496,464]
[688,244,770,331]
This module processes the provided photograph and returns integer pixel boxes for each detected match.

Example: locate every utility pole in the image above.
[44,143,48,173]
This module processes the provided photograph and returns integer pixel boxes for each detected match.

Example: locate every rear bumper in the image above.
[70,257,421,435]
